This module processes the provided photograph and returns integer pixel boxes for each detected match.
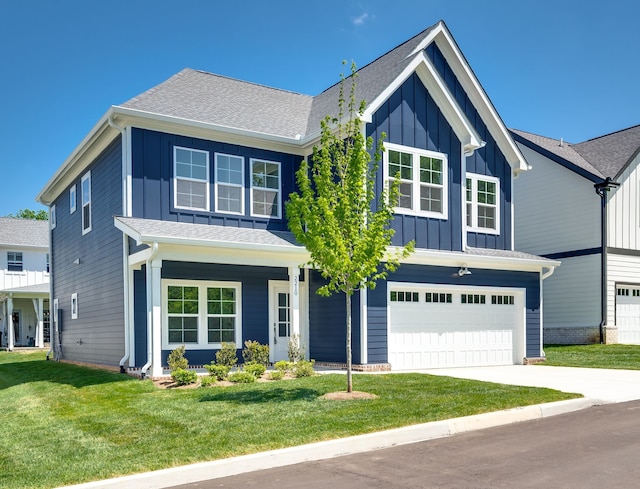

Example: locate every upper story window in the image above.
[466,173,500,234]
[215,153,244,214]
[251,159,281,218]
[46,253,50,273]
[174,147,210,211]
[81,171,92,234]
[384,143,448,219]
[70,184,77,214]
[50,205,56,230]
[7,251,23,272]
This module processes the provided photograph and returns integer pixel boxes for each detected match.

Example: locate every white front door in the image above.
[269,282,291,363]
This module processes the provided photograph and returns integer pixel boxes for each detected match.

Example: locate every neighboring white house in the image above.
[0,217,50,349]
[512,125,640,345]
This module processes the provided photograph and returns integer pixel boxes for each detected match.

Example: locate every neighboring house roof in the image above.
[0,283,50,294]
[0,217,49,249]
[511,125,640,181]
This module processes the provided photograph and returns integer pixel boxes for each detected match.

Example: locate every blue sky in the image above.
[1,0,638,217]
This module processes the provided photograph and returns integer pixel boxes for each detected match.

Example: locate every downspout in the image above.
[141,242,159,379]
[539,265,557,358]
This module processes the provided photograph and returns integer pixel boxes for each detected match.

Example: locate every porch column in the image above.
[32,298,44,348]
[150,259,163,379]
[1,300,6,348]
[288,266,300,339]
[7,294,14,351]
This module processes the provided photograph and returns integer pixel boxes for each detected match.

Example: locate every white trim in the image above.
[465,173,500,235]
[50,205,56,230]
[161,279,242,350]
[250,158,282,219]
[173,146,211,212]
[214,153,245,215]
[71,292,78,319]
[81,171,92,235]
[360,286,368,365]
[384,142,449,220]
[69,185,77,214]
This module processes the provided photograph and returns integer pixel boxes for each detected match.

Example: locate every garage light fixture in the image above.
[458,265,471,277]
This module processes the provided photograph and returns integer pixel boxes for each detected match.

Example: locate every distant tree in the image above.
[7,209,48,220]
[286,63,414,393]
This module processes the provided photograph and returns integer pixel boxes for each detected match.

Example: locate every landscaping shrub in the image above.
[268,370,284,381]
[205,363,230,381]
[288,334,305,362]
[244,362,266,378]
[171,368,198,386]
[216,342,238,368]
[200,375,217,387]
[167,345,188,371]
[242,340,270,366]
[293,359,315,378]
[227,371,256,383]
[274,360,292,372]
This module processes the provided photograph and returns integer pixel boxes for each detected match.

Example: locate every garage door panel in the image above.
[616,286,640,344]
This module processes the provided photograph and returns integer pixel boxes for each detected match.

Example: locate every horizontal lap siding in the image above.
[51,138,124,366]
[131,128,301,231]
[368,73,462,252]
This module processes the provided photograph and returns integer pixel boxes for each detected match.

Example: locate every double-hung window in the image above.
[384,143,448,219]
[7,251,23,272]
[174,147,210,211]
[70,184,77,214]
[81,172,92,234]
[466,174,500,234]
[251,159,281,218]
[163,280,241,349]
[215,153,244,214]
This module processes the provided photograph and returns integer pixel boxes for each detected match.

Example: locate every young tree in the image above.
[286,64,414,392]
[7,208,48,220]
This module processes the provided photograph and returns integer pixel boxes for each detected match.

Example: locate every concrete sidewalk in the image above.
[57,366,640,489]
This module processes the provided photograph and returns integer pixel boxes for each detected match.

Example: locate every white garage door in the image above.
[616,286,640,344]
[389,284,525,369]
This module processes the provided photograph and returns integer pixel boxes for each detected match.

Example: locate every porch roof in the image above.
[0,283,50,296]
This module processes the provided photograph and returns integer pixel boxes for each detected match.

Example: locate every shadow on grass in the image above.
[199,386,321,404]
[0,353,136,391]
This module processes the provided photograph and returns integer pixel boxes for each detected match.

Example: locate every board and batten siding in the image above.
[608,153,640,250]
[130,128,302,231]
[50,137,125,366]
[514,143,601,255]
[0,248,49,289]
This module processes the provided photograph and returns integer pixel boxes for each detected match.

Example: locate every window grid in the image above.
[174,147,210,211]
[251,159,281,218]
[425,292,452,303]
[390,291,420,302]
[207,287,237,343]
[461,294,486,305]
[167,286,199,344]
[7,251,23,272]
[215,153,244,214]
[491,294,515,305]
[466,174,499,233]
[618,288,630,296]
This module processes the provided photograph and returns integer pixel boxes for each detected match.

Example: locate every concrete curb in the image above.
[56,397,601,489]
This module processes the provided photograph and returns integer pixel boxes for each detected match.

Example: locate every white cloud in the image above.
[352,12,369,26]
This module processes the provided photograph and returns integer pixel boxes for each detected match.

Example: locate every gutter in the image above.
[140,242,159,378]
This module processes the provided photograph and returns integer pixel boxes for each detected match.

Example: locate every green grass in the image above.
[1,352,578,489]
[543,344,640,369]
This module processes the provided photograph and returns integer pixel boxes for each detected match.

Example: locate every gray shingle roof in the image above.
[512,126,640,180]
[119,22,441,140]
[0,283,50,294]
[464,246,557,264]
[0,218,49,248]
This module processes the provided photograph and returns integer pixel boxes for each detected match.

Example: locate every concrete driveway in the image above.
[421,364,640,403]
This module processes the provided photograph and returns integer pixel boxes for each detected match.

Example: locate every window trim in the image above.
[383,142,448,220]
[71,293,78,319]
[173,146,210,212]
[250,158,282,219]
[7,251,23,272]
[70,184,77,214]
[162,279,242,350]
[50,205,56,230]
[81,172,92,235]
[466,173,500,235]
[214,152,245,215]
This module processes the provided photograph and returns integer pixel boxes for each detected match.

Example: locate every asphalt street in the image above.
[168,400,640,489]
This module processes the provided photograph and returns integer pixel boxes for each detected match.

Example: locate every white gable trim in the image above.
[362,53,483,155]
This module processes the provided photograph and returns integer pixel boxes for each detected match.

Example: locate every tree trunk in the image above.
[346,292,352,392]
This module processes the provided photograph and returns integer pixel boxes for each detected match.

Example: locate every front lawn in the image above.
[1,352,578,489]
[543,344,640,369]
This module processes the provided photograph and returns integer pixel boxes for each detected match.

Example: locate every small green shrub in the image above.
[242,340,270,366]
[205,363,230,381]
[268,370,284,381]
[288,334,305,363]
[167,345,188,371]
[216,342,238,368]
[200,376,217,387]
[244,362,266,378]
[171,368,198,386]
[227,371,256,383]
[293,359,315,378]
[274,360,292,372]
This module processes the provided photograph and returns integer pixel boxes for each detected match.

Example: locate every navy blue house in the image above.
[37,21,557,377]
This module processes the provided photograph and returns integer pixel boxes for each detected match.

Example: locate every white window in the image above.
[384,143,448,219]
[215,153,244,214]
[53,298,59,324]
[7,251,23,272]
[71,293,78,319]
[163,280,242,349]
[70,184,77,214]
[46,253,50,273]
[81,172,92,234]
[50,205,56,230]
[466,173,500,234]
[174,147,209,211]
[250,159,281,218]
